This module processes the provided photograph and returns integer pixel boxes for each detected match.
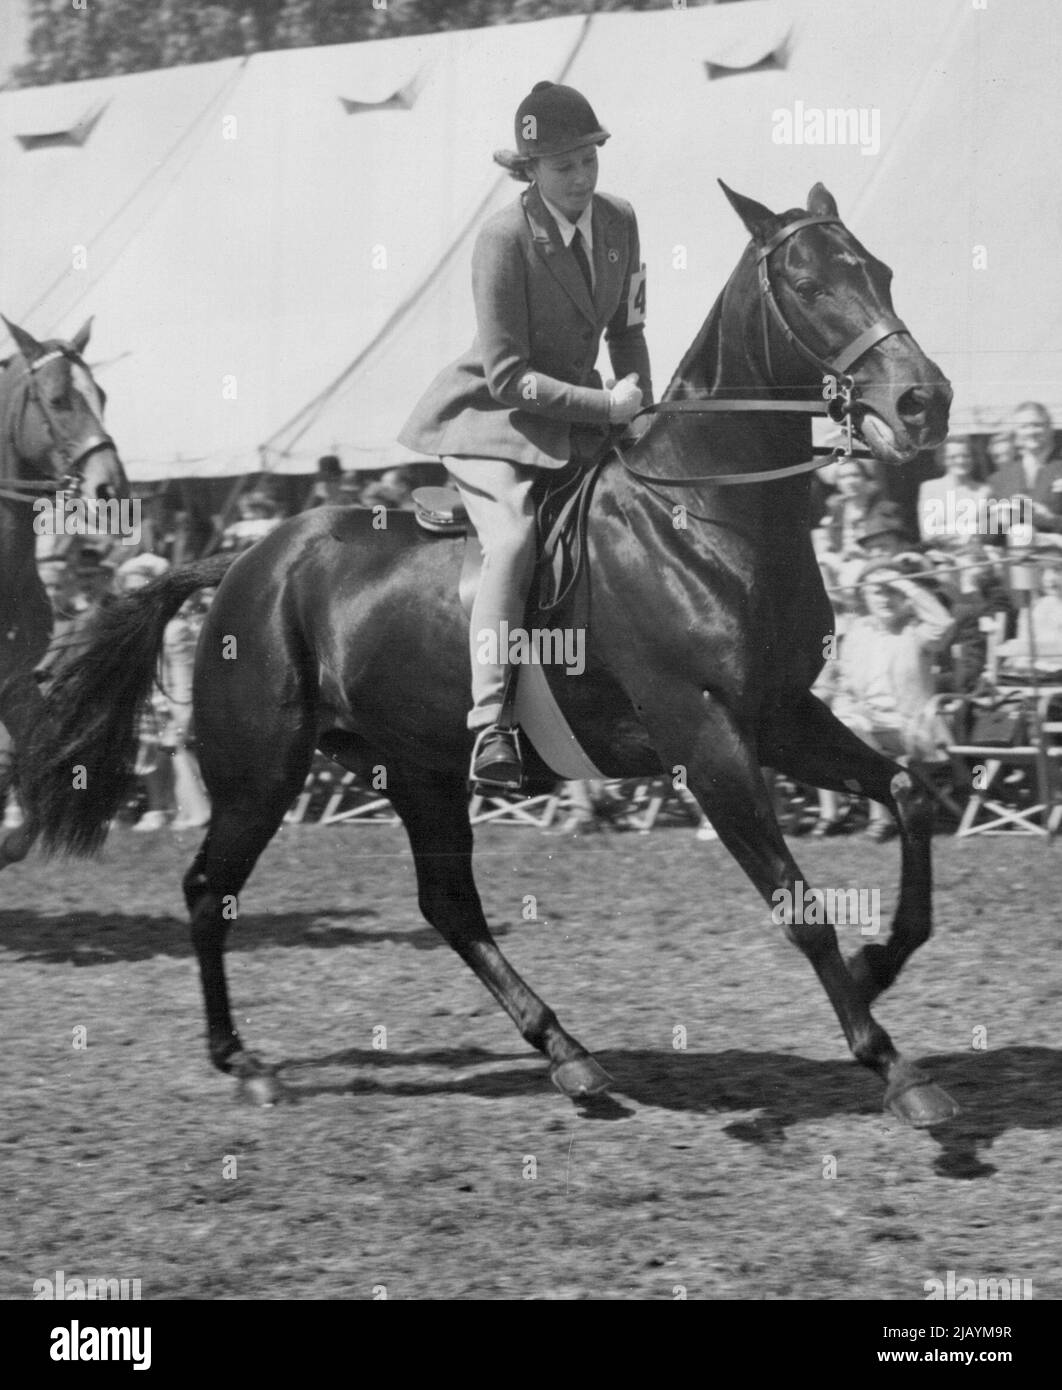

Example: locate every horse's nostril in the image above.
[897,387,929,421]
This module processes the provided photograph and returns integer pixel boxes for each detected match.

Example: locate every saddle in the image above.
[412,452,608,618]
[411,447,614,782]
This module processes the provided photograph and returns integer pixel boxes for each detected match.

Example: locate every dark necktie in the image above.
[571,227,593,298]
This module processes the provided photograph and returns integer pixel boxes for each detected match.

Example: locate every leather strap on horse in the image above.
[617,397,872,488]
[534,455,609,614]
[753,216,910,382]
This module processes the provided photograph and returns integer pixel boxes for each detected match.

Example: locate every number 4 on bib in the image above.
[627,265,647,326]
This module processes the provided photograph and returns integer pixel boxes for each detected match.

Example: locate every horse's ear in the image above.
[69,317,94,356]
[717,180,780,245]
[807,183,839,219]
[1,316,43,362]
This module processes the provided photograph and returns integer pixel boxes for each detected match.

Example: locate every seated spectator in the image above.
[36,548,113,677]
[304,454,355,509]
[116,554,211,832]
[986,428,1017,477]
[38,555,78,636]
[220,487,284,551]
[806,536,852,837]
[996,550,1062,673]
[74,546,116,606]
[831,555,956,839]
[985,402,1062,540]
[918,436,991,545]
[359,467,414,510]
[831,500,913,601]
[935,538,1012,691]
[820,457,881,558]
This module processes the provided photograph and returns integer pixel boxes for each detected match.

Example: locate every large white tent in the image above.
[0,0,1058,481]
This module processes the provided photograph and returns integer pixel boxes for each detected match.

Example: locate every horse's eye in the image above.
[795,280,821,302]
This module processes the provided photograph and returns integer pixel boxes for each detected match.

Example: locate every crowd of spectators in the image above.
[799,399,1062,839]
[16,407,1062,838]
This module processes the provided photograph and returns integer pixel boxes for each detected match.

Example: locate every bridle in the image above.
[0,347,116,507]
[753,215,908,386]
[621,214,911,488]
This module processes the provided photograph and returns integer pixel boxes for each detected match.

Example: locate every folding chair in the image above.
[284,761,400,825]
[615,776,703,832]
[946,686,1062,837]
[468,788,562,828]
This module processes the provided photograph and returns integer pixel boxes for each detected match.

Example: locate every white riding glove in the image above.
[607,374,643,426]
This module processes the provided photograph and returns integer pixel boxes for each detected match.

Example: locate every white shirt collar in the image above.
[538,191,594,254]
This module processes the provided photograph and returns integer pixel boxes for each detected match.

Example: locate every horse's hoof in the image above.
[238,1070,285,1107]
[886,1079,960,1128]
[550,1056,612,1099]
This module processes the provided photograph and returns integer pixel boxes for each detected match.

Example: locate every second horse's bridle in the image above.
[0,347,116,506]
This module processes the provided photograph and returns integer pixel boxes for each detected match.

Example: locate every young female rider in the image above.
[399,80,653,787]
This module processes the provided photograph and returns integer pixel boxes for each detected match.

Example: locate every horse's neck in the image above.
[664,255,768,401]
[0,366,48,573]
[597,254,820,547]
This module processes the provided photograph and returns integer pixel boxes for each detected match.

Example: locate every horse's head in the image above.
[720,182,951,465]
[0,316,130,504]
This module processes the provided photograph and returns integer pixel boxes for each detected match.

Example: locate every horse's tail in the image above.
[24,553,237,857]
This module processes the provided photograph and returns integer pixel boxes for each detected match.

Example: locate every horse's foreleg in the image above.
[386,768,609,1099]
[651,690,956,1126]
[0,666,46,867]
[758,689,934,1006]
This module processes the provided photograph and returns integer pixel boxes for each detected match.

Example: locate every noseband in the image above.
[0,348,116,506]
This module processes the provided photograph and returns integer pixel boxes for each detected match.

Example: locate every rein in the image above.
[619,214,904,490]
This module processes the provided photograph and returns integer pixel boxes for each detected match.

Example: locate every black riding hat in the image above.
[494,81,609,179]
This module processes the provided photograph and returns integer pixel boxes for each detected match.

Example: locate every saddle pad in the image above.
[514,662,606,780]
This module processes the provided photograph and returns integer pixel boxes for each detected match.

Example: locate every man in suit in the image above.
[399,81,652,786]
[985,401,1062,539]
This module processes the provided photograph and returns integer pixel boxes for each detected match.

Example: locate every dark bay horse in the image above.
[27,184,959,1125]
[0,317,129,867]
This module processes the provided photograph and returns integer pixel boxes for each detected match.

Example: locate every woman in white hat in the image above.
[831,555,956,839]
[399,80,653,786]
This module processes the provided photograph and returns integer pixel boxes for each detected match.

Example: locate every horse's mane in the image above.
[664,241,758,398]
[664,206,835,401]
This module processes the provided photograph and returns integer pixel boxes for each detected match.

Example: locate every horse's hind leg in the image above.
[652,690,957,1127]
[182,737,314,1103]
[384,764,610,1099]
[758,689,935,1006]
